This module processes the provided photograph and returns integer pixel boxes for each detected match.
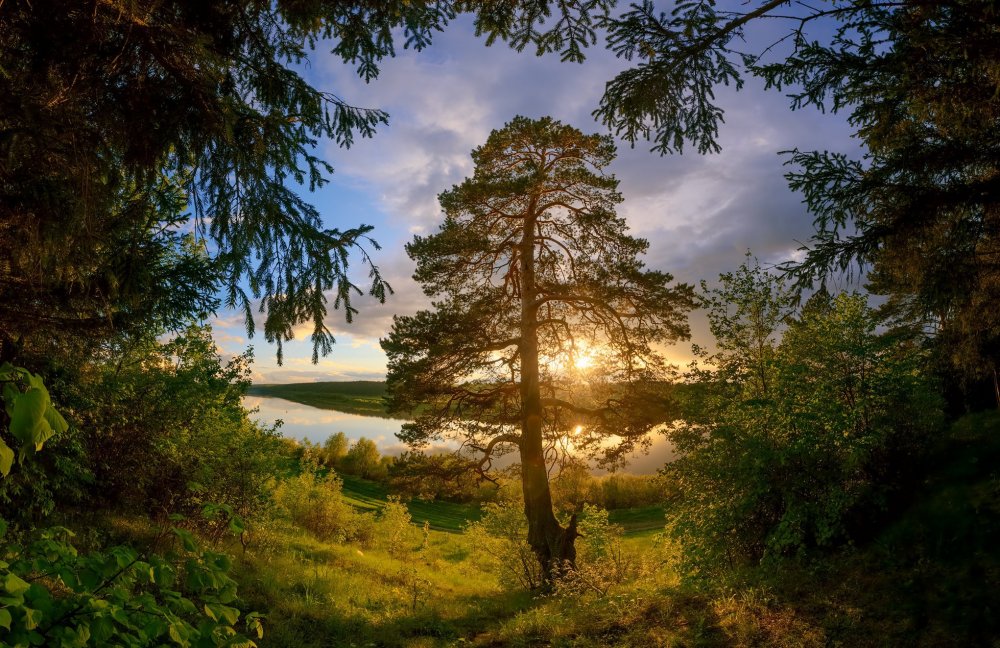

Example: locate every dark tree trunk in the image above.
[518,205,578,582]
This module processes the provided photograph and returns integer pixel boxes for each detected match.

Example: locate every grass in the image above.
[84,413,1000,647]
[247,381,403,418]
[339,473,666,536]
[340,474,483,532]
[235,524,529,647]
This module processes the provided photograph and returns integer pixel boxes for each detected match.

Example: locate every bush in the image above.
[667,260,944,576]
[554,504,639,598]
[377,496,417,557]
[273,469,375,544]
[0,518,262,646]
[465,499,544,591]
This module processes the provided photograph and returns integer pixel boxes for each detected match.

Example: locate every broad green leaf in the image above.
[173,528,198,553]
[3,573,30,596]
[31,418,55,451]
[2,383,17,417]
[0,441,13,477]
[9,388,46,444]
[90,616,114,643]
[215,604,239,625]
[167,620,189,646]
[22,606,42,630]
[25,372,46,393]
[43,407,69,435]
[0,608,11,630]
[246,613,264,639]
[228,516,246,534]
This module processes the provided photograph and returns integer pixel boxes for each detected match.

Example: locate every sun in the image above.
[573,353,595,370]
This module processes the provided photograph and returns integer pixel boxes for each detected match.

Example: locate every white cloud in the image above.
[235,14,859,379]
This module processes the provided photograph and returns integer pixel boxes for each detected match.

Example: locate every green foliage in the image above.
[66,325,282,527]
[595,0,744,154]
[553,504,639,598]
[0,1,620,361]
[594,1,1000,383]
[465,499,545,591]
[319,432,349,468]
[273,468,375,547]
[0,364,88,523]
[0,364,69,478]
[550,466,667,512]
[341,437,386,481]
[466,499,640,595]
[667,258,944,575]
[377,497,417,559]
[0,520,261,647]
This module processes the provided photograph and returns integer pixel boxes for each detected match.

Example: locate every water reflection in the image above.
[244,396,411,454]
[245,395,675,474]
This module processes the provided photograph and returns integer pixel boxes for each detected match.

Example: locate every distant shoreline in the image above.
[247,381,414,420]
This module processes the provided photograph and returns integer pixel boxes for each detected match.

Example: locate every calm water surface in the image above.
[245,395,674,473]
[244,396,413,453]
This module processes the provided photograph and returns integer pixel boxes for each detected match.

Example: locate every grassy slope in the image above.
[247,381,401,418]
[339,473,666,536]
[238,412,1000,647]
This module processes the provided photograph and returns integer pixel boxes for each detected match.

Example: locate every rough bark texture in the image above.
[518,202,578,579]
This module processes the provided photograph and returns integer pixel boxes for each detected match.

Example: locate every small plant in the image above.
[274,468,370,543]
[395,565,432,612]
[553,504,636,598]
[465,499,544,591]
[378,496,416,558]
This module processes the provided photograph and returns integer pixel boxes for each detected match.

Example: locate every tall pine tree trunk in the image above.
[518,208,578,582]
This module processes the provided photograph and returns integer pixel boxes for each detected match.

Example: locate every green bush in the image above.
[554,504,639,598]
[465,499,544,591]
[377,496,417,558]
[273,469,375,545]
[668,260,944,575]
[0,518,262,647]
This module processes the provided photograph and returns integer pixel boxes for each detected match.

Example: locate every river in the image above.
[245,395,675,474]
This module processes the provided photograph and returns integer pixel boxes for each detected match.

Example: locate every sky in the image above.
[211,9,861,384]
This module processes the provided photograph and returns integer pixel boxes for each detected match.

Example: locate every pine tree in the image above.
[383,116,694,578]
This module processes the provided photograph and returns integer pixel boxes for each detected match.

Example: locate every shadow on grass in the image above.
[238,575,535,648]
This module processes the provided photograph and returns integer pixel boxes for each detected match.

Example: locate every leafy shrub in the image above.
[465,499,544,591]
[0,518,262,646]
[377,496,417,558]
[668,260,944,575]
[0,363,90,522]
[554,504,639,598]
[273,469,375,544]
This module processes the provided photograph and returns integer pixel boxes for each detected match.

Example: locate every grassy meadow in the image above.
[215,411,997,647]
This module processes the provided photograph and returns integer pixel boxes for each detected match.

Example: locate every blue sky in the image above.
[211,9,860,383]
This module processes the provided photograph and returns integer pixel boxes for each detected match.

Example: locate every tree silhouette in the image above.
[383,116,694,578]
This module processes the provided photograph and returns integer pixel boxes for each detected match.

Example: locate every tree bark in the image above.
[518,200,578,583]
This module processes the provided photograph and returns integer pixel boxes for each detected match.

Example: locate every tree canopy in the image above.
[383,116,694,576]
[594,0,1000,390]
[0,0,614,362]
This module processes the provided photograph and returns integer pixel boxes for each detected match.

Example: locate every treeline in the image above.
[288,432,667,511]
[296,433,394,482]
